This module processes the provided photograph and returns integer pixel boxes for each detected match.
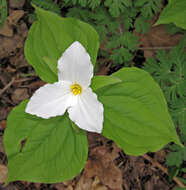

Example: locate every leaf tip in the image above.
[154,20,160,27]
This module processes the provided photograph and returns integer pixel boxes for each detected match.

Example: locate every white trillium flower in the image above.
[26,41,104,133]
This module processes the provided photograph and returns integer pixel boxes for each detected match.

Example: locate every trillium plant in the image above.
[4,5,182,183]
[26,41,104,133]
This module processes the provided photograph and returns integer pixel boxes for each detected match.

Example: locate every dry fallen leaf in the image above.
[7,10,24,26]
[0,120,6,130]
[0,33,24,58]
[135,24,183,59]
[11,88,29,104]
[85,137,122,190]
[0,164,8,183]
[96,63,111,75]
[9,48,27,68]
[74,174,93,190]
[154,150,167,163]
[0,9,27,58]
[9,0,25,8]
[0,21,13,37]
[0,10,24,37]
[91,176,108,190]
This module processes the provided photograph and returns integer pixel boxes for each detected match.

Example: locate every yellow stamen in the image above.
[70,84,82,95]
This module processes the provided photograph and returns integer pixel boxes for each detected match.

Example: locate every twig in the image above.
[137,46,174,50]
[14,77,36,83]
[143,154,186,188]
[0,77,36,97]
[0,77,15,96]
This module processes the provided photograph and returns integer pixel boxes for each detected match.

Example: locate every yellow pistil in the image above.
[70,84,82,95]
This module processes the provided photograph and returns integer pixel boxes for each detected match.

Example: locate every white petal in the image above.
[68,88,104,133]
[26,81,77,119]
[58,41,93,88]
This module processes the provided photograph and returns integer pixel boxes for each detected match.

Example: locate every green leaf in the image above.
[4,100,88,183]
[141,0,161,18]
[78,0,87,7]
[168,166,179,181]
[121,11,133,30]
[155,0,186,29]
[166,151,183,167]
[134,0,161,19]
[166,23,184,35]
[31,0,61,15]
[110,47,133,64]
[88,0,101,9]
[0,0,8,29]
[134,0,147,7]
[135,16,150,34]
[181,168,186,173]
[166,152,183,168]
[104,0,132,17]
[173,187,186,190]
[95,67,182,156]
[42,56,58,75]
[177,177,186,185]
[91,75,121,91]
[25,5,99,83]
[144,43,186,141]
[120,32,139,51]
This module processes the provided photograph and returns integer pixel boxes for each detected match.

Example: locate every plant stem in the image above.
[143,154,186,188]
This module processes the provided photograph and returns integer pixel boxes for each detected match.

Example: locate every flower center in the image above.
[70,84,82,95]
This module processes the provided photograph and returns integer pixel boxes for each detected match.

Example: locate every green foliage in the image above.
[4,100,88,183]
[134,0,161,33]
[166,23,185,35]
[144,37,186,179]
[29,0,61,22]
[62,0,101,9]
[31,0,60,14]
[0,0,7,29]
[174,188,186,190]
[25,5,99,83]
[88,0,102,9]
[134,0,161,18]
[93,67,181,156]
[173,187,186,190]
[166,145,186,168]
[104,0,132,18]
[144,42,186,103]
[66,6,136,65]
[105,32,139,64]
[91,75,122,91]
[156,0,186,29]
[166,145,186,185]
[63,0,162,66]
[66,6,117,40]
[144,40,186,138]
[135,16,150,34]
[168,166,180,181]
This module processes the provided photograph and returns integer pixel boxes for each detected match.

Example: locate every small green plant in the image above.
[62,0,162,66]
[166,23,185,35]
[144,35,186,183]
[28,0,162,67]
[0,0,7,29]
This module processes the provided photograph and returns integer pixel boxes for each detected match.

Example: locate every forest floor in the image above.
[0,1,185,190]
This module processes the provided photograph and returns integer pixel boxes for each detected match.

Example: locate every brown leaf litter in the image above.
[135,18,183,59]
[0,9,27,58]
